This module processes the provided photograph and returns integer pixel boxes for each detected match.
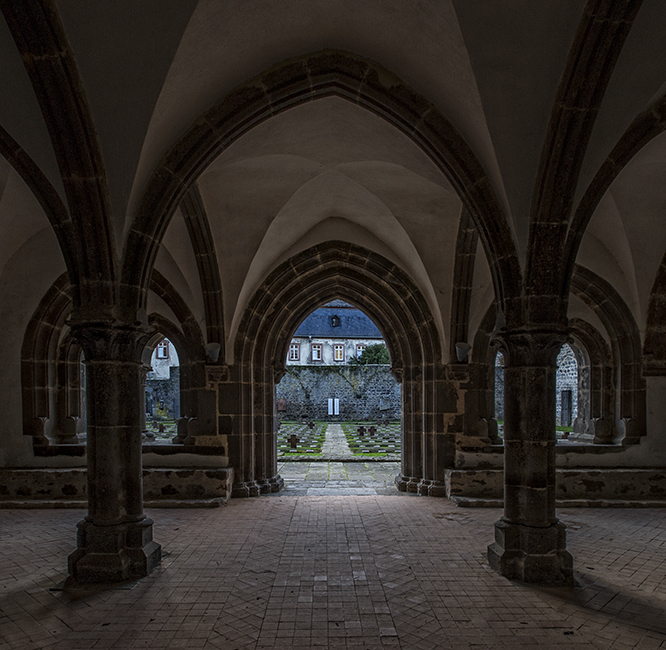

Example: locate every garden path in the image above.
[320,423,354,458]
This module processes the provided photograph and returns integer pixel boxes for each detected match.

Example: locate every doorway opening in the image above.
[231,241,443,499]
[144,337,180,442]
[274,299,402,495]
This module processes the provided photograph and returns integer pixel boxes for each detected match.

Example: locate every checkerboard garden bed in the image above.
[277,421,327,458]
[342,421,401,457]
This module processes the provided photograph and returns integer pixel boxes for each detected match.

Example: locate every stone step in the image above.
[450,496,666,508]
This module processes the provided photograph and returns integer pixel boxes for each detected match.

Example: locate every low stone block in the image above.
[0,467,234,506]
[446,468,666,504]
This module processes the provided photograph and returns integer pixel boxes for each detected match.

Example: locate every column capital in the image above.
[69,320,153,363]
[492,325,569,367]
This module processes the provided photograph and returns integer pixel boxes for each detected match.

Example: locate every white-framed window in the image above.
[156,340,170,359]
[356,344,366,358]
[333,344,345,362]
[289,342,300,361]
[311,343,322,362]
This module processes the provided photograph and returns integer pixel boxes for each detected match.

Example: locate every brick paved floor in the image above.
[2,501,666,649]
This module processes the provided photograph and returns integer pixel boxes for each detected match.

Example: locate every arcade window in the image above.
[289,343,300,361]
[334,344,345,362]
[356,344,366,358]
[311,343,322,362]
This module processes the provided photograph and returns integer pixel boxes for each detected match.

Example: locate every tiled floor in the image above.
[2,488,666,648]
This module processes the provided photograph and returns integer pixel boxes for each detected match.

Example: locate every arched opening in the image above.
[21,274,87,453]
[571,265,646,444]
[555,343,579,437]
[228,241,447,498]
[274,300,402,492]
[144,337,181,442]
[493,344,582,443]
[494,350,505,440]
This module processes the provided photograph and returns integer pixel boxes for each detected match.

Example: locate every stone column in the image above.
[395,366,423,493]
[54,344,83,444]
[487,328,573,585]
[253,367,283,495]
[419,363,458,496]
[140,363,150,439]
[67,322,161,584]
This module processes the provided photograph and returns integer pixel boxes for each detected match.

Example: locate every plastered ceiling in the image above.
[1,0,666,357]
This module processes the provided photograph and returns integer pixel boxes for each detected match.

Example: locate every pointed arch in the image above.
[122,50,521,325]
[1,0,116,310]
[148,269,206,423]
[227,241,449,497]
[179,185,225,349]
[570,265,645,444]
[21,269,208,452]
[563,95,666,299]
[568,317,615,442]
[21,273,73,449]
[527,0,642,321]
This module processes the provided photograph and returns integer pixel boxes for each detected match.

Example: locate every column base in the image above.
[256,475,285,494]
[487,518,573,585]
[395,474,420,493]
[267,474,284,493]
[233,475,284,497]
[231,480,261,498]
[68,518,161,584]
[417,479,447,497]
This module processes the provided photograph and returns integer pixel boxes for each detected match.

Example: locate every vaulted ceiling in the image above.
[1,0,665,364]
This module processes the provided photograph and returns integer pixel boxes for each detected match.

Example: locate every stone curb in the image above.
[278,456,401,463]
[450,496,666,508]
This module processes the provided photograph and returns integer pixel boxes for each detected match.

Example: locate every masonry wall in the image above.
[276,365,400,421]
[146,366,180,419]
[555,345,578,426]
[494,345,578,425]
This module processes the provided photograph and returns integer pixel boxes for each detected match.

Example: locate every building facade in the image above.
[286,301,386,366]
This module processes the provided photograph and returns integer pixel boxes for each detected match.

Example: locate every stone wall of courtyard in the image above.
[276,365,401,421]
[146,366,180,419]
[494,344,578,425]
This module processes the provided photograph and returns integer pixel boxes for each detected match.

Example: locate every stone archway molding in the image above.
[570,265,645,444]
[21,272,72,449]
[122,50,522,326]
[644,246,666,375]
[223,241,456,498]
[568,317,615,443]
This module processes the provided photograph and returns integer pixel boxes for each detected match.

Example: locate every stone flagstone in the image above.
[320,423,354,459]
